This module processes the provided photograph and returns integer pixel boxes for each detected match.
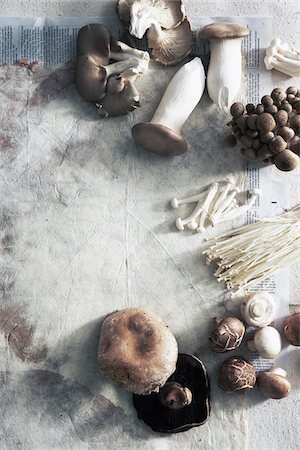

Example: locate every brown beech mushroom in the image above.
[133,353,210,433]
[273,149,299,171]
[219,356,256,393]
[209,317,245,352]
[258,367,291,399]
[283,312,300,346]
[97,308,178,394]
[116,0,193,65]
[199,22,249,111]
[76,24,149,116]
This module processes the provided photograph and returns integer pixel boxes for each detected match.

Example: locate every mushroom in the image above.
[116,0,193,66]
[132,353,210,433]
[283,312,300,346]
[132,57,205,155]
[75,24,149,116]
[199,22,249,111]
[257,367,291,399]
[240,292,277,327]
[209,316,245,352]
[264,38,300,77]
[273,149,299,171]
[218,356,256,393]
[247,326,282,359]
[97,308,178,394]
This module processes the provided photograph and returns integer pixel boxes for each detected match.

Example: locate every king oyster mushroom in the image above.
[116,0,193,65]
[240,292,276,327]
[258,367,291,399]
[97,308,178,394]
[132,57,205,155]
[283,312,300,346]
[219,356,256,393]
[76,24,149,116]
[133,353,210,433]
[199,22,249,111]
[209,316,245,352]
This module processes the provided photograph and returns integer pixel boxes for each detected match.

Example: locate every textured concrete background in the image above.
[0,1,299,450]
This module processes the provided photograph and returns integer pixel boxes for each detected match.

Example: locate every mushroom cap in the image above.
[219,357,256,393]
[99,77,141,116]
[132,122,187,155]
[274,149,299,171]
[76,23,110,63]
[252,326,282,359]
[132,353,210,433]
[148,19,193,66]
[240,292,276,327]
[199,22,249,40]
[258,372,291,399]
[97,308,178,394]
[283,312,300,346]
[209,316,245,352]
[116,0,185,29]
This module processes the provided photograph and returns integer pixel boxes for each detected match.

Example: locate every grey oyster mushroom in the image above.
[199,22,249,111]
[75,24,149,116]
[209,316,245,352]
[97,308,178,394]
[258,367,291,399]
[283,312,300,346]
[116,0,193,66]
[219,356,256,393]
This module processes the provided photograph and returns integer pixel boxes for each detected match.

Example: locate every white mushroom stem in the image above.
[211,187,240,225]
[150,57,206,134]
[218,188,261,222]
[209,178,236,219]
[196,183,219,232]
[171,190,209,209]
[207,38,244,111]
[264,38,300,77]
[176,198,206,231]
[129,3,160,39]
[104,58,146,78]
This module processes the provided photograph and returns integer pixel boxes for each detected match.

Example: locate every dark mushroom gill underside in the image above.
[132,353,210,433]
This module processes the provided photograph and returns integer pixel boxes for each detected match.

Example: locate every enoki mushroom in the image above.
[203,204,300,293]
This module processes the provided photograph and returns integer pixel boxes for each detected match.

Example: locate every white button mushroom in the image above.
[247,326,282,359]
[240,292,277,327]
[199,22,249,111]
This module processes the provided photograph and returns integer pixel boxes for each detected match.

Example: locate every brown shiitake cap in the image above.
[283,312,300,346]
[132,123,187,155]
[269,135,287,154]
[199,22,249,40]
[97,308,178,394]
[290,115,300,134]
[148,18,193,66]
[258,371,291,399]
[219,356,256,394]
[256,113,276,133]
[209,317,245,352]
[116,0,185,29]
[274,149,299,171]
[230,102,244,119]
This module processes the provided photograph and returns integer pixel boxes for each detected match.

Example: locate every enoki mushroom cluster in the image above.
[203,205,300,293]
[225,87,300,171]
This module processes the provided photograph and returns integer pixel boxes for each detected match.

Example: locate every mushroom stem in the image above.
[264,38,300,77]
[207,38,244,110]
[158,382,192,410]
[104,58,144,78]
[129,6,159,38]
[150,57,206,134]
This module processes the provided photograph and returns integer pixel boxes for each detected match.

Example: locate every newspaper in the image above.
[0,15,289,371]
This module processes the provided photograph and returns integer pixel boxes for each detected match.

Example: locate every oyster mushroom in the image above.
[75,24,149,116]
[219,356,256,393]
[132,57,205,155]
[133,353,210,433]
[199,22,249,111]
[258,367,291,399]
[116,0,193,65]
[247,326,282,359]
[283,312,300,346]
[240,292,276,327]
[97,308,178,394]
[209,316,245,352]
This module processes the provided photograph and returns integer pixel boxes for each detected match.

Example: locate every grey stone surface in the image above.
[0,2,299,450]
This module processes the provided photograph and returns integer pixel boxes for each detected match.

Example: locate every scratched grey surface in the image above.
[0,1,300,450]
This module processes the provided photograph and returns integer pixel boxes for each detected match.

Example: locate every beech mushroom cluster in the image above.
[75,24,149,116]
[97,308,210,433]
[225,86,300,171]
[116,0,193,65]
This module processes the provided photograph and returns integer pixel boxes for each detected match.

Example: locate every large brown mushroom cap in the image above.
[283,312,300,346]
[209,317,245,352]
[132,122,187,155]
[98,308,178,394]
[116,0,185,29]
[219,357,256,393]
[148,19,193,66]
[258,371,291,399]
[199,22,249,40]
